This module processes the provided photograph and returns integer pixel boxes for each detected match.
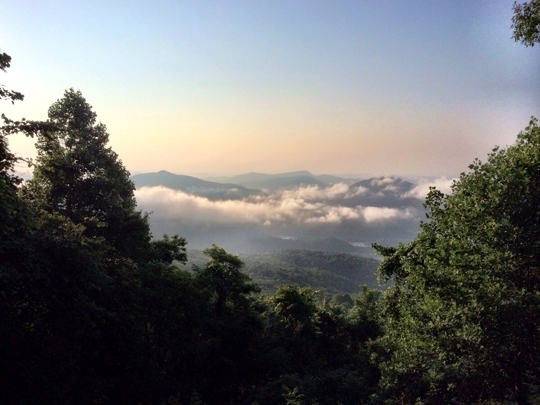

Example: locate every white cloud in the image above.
[362,206,414,222]
[278,183,350,201]
[403,177,456,199]
[135,187,267,224]
[135,185,416,227]
[370,177,396,186]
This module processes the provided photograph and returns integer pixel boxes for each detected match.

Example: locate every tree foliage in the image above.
[24,89,152,264]
[512,0,540,46]
[374,118,540,404]
[0,51,23,103]
[195,244,260,314]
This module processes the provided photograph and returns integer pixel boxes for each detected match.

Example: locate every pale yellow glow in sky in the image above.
[6,84,533,178]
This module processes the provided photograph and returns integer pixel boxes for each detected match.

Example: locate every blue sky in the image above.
[1,0,538,177]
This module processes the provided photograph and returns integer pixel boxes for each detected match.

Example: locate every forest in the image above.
[1,3,539,404]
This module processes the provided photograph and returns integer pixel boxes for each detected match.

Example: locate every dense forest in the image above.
[179,249,380,295]
[1,3,539,404]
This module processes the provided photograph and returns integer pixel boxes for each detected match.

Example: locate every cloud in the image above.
[135,185,416,227]
[362,206,414,222]
[403,177,456,199]
[135,186,268,224]
[277,183,368,201]
[370,177,396,186]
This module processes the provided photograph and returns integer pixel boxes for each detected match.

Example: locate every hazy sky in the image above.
[2,0,539,178]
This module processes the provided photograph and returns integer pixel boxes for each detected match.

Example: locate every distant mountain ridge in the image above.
[205,170,314,184]
[246,236,372,255]
[243,175,328,190]
[205,170,360,187]
[341,176,420,209]
[133,170,365,195]
[131,170,261,200]
[352,176,415,194]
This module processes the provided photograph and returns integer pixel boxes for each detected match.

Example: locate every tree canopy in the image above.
[23,89,152,264]
[374,118,540,404]
[0,52,23,103]
[512,0,540,46]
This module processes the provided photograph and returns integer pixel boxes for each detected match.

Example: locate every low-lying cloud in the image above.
[277,183,369,201]
[402,177,456,199]
[135,184,416,227]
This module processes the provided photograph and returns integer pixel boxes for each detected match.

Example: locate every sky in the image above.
[1,0,539,178]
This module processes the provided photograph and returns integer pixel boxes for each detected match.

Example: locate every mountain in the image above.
[131,170,261,200]
[243,249,380,294]
[205,170,316,185]
[352,176,415,194]
[204,172,274,184]
[315,174,360,185]
[134,171,425,257]
[342,176,421,209]
[245,175,328,190]
[205,170,362,187]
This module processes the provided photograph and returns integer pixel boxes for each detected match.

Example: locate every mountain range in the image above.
[205,170,360,189]
[132,170,419,199]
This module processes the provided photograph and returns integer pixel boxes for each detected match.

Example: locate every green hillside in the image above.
[180,249,380,295]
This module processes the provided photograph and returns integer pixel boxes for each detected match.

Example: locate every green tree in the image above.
[249,285,381,405]
[191,245,262,404]
[1,55,115,404]
[0,51,23,103]
[0,51,38,401]
[512,0,540,46]
[0,52,26,245]
[374,118,540,404]
[272,285,317,333]
[195,244,260,315]
[1,68,194,402]
[24,89,151,264]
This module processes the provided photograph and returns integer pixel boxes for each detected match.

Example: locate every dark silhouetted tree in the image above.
[24,89,151,264]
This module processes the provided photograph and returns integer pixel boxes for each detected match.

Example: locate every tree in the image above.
[374,118,540,404]
[272,285,317,333]
[0,53,26,242]
[512,0,540,46]
[2,54,203,404]
[24,89,151,263]
[195,244,260,315]
[0,51,23,103]
[1,54,112,404]
[249,285,381,405]
[191,245,262,404]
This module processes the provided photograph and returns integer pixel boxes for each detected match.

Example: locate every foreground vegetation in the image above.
[1,4,539,403]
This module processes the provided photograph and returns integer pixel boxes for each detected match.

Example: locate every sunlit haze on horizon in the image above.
[2,0,539,179]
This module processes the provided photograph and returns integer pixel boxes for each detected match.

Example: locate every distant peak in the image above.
[275,170,314,178]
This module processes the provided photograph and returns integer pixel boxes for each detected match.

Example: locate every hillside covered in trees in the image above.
[180,249,380,295]
[1,3,540,404]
